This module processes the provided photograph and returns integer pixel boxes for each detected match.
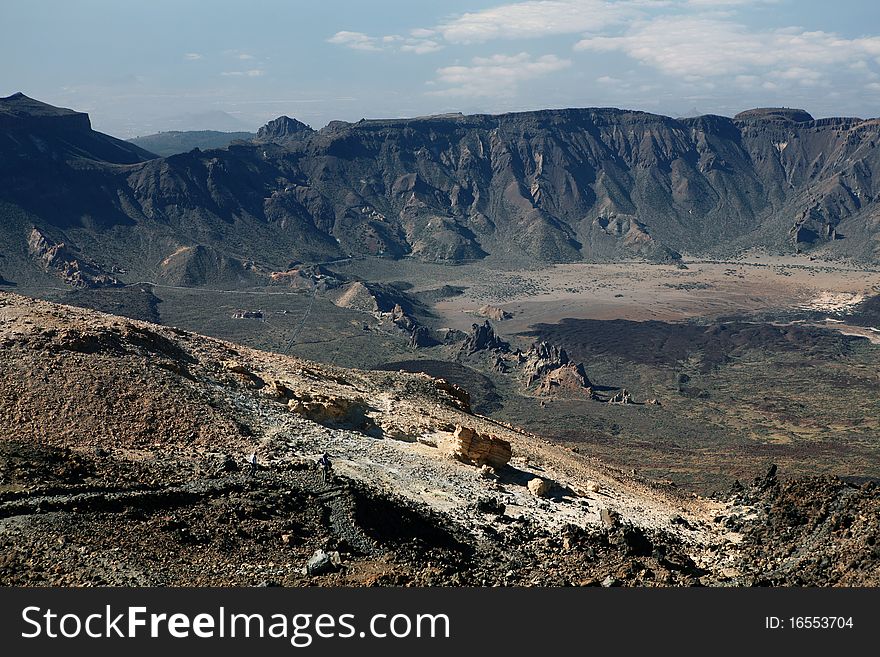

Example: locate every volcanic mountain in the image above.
[1,93,879,289]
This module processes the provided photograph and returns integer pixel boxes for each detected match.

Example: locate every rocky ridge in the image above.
[3,96,880,290]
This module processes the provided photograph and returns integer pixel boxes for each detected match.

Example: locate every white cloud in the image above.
[401,40,443,54]
[686,0,775,5]
[238,53,255,60]
[327,31,391,52]
[437,0,636,43]
[184,53,204,61]
[328,30,443,54]
[427,52,571,98]
[327,1,659,52]
[574,16,880,88]
[221,69,266,77]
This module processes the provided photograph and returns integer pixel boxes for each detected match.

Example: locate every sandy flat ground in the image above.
[428,255,880,334]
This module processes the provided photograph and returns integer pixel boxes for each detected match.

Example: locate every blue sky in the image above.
[2,0,879,137]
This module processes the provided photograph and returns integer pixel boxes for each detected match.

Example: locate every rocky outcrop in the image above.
[288,393,374,432]
[537,364,596,398]
[524,342,581,384]
[27,229,121,289]
[438,425,512,469]
[332,282,383,314]
[461,321,510,355]
[433,379,472,412]
[409,325,438,349]
[608,389,635,405]
[475,305,512,321]
[263,379,295,402]
[522,341,594,397]
[256,115,313,141]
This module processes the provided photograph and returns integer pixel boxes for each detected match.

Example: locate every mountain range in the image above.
[1,92,879,289]
[128,130,256,158]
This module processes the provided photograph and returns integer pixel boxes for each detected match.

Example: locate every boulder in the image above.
[478,465,497,480]
[438,425,512,469]
[302,549,341,576]
[288,394,373,431]
[475,304,512,321]
[527,477,551,497]
[586,480,602,493]
[600,508,620,528]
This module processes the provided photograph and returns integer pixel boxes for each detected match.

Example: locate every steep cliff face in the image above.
[2,95,879,288]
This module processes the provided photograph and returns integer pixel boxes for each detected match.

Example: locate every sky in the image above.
[2,0,879,138]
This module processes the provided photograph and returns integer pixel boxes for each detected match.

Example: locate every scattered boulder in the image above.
[614,524,654,557]
[528,477,551,497]
[438,425,512,469]
[222,360,265,387]
[586,480,602,493]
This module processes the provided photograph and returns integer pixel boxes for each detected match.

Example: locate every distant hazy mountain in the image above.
[128,130,255,157]
[2,92,879,289]
[153,110,251,133]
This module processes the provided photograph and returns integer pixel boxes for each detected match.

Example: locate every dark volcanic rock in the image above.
[461,321,511,355]
[734,107,815,123]
[734,470,880,586]
[4,96,880,285]
[256,116,313,142]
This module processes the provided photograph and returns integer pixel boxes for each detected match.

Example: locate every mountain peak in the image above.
[0,92,87,122]
[0,94,157,163]
[734,107,814,123]
[256,115,313,141]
